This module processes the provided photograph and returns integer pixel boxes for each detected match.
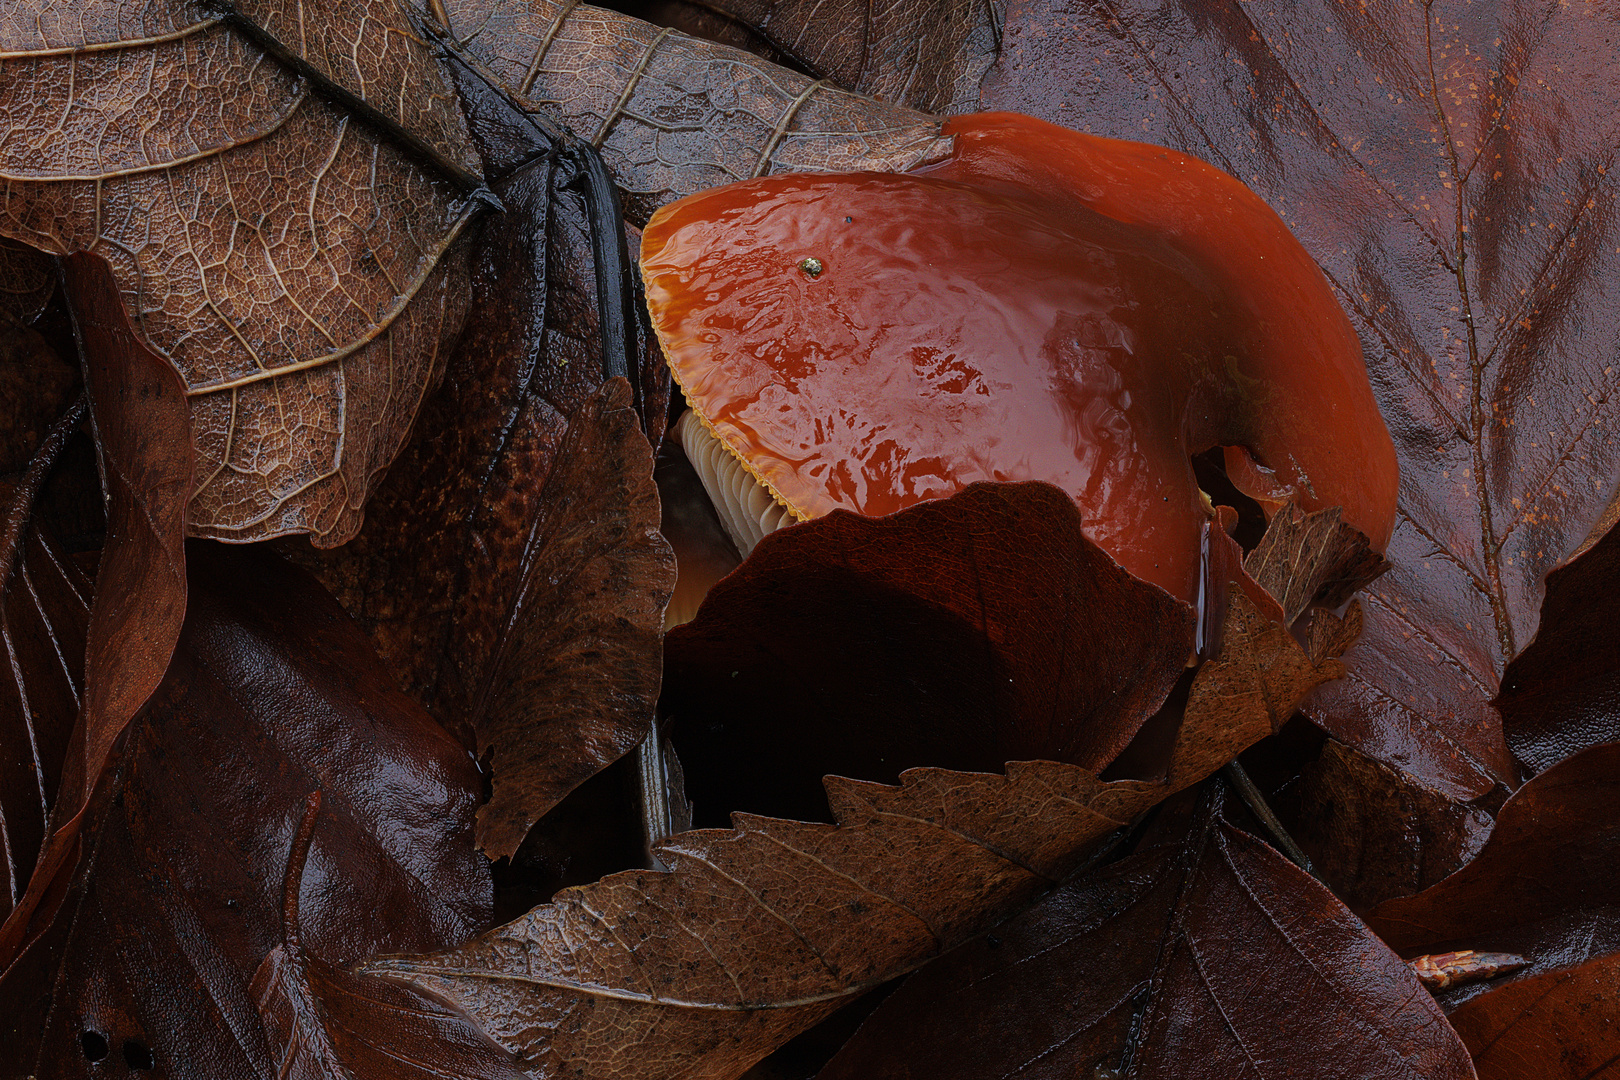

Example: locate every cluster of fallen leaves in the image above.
[0,0,1617,1077]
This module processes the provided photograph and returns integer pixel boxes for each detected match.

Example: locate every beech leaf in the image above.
[815,785,1476,1080]
[981,0,1620,798]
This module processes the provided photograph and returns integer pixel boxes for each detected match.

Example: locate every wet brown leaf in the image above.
[0,255,196,972]
[298,81,674,857]
[815,785,1476,1080]
[434,0,951,223]
[1497,518,1620,773]
[1447,951,1620,1080]
[662,482,1195,826]
[368,484,1358,1080]
[642,0,1000,114]
[0,1,476,544]
[981,0,1620,799]
[0,541,492,1078]
[250,792,525,1080]
[1275,738,1492,913]
[1367,743,1620,1017]
[0,405,88,925]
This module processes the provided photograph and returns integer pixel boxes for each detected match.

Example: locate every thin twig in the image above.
[1223,760,1322,881]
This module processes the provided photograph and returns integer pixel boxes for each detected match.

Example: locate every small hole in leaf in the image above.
[122,1040,154,1071]
[79,1031,109,1061]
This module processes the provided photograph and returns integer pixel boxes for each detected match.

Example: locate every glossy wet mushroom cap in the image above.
[642,112,1398,607]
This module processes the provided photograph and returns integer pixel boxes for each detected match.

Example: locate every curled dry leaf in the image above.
[981,0,1620,797]
[369,484,1360,1080]
[644,0,1001,114]
[1409,950,1528,991]
[0,0,476,544]
[434,0,952,223]
[0,254,195,973]
[300,75,674,856]
[815,786,1476,1080]
[0,542,492,1078]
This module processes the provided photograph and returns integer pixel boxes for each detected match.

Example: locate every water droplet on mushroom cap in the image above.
[642,112,1397,605]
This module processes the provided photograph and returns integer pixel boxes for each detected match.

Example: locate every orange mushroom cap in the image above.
[642,112,1398,605]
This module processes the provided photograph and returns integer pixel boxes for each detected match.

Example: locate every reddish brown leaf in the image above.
[0,404,88,924]
[1367,743,1620,1012]
[0,1,476,543]
[980,0,1620,798]
[1497,518,1620,773]
[250,792,523,1080]
[368,485,1358,1079]
[297,85,674,855]
[0,255,196,971]
[0,541,491,1078]
[1274,738,1493,913]
[815,786,1476,1080]
[662,482,1196,825]
[1448,952,1620,1080]
[436,0,951,224]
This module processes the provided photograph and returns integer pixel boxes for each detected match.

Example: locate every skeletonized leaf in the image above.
[369,486,1358,1080]
[0,0,477,544]
[434,0,952,223]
